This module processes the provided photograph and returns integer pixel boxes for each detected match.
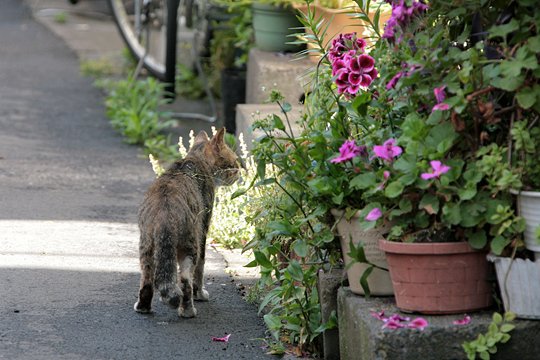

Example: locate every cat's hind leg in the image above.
[134,238,154,314]
[193,239,209,302]
[178,255,197,318]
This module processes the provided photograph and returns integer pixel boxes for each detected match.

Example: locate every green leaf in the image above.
[292,239,308,258]
[385,181,405,198]
[393,153,418,174]
[271,114,285,131]
[504,312,517,322]
[350,173,377,190]
[419,193,440,215]
[254,251,273,269]
[287,260,304,282]
[467,230,487,249]
[491,74,525,91]
[488,19,519,40]
[490,235,511,255]
[500,324,515,333]
[359,265,374,298]
[347,239,368,264]
[516,86,538,109]
[528,35,540,53]
[442,202,462,225]
[492,312,503,324]
[281,102,292,113]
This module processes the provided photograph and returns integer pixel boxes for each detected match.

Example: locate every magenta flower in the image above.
[329,33,377,96]
[373,139,403,161]
[432,103,450,111]
[377,171,391,190]
[331,140,365,163]
[453,315,471,326]
[365,208,382,221]
[432,85,449,112]
[383,0,429,41]
[434,86,446,103]
[386,71,404,90]
[421,160,451,180]
[408,317,429,330]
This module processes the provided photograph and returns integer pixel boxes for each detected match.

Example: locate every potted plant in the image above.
[341,0,538,314]
[243,0,538,352]
[208,3,253,133]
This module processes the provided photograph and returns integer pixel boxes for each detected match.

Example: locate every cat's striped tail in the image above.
[154,231,182,309]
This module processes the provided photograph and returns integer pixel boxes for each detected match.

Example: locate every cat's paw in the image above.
[179,306,197,318]
[134,301,152,314]
[195,288,209,302]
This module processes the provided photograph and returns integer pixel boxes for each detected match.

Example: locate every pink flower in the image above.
[377,171,391,190]
[331,140,365,163]
[329,33,376,96]
[408,317,429,330]
[373,139,403,161]
[432,86,449,112]
[212,334,231,342]
[453,315,471,326]
[386,72,404,90]
[432,103,450,111]
[383,0,429,41]
[434,86,446,103]
[365,208,382,221]
[421,160,451,180]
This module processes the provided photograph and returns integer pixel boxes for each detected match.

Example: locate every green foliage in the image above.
[80,58,116,78]
[53,11,67,24]
[462,312,516,360]
[175,64,205,100]
[103,77,176,160]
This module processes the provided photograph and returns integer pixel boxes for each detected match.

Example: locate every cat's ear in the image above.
[193,131,210,146]
[210,128,226,151]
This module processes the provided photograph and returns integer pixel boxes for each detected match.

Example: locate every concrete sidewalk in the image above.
[0,0,269,358]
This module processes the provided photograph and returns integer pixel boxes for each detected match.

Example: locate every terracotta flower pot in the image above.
[379,239,493,314]
[295,4,392,52]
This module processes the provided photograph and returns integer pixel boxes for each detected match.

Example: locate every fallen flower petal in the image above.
[386,314,410,323]
[371,310,386,320]
[382,319,405,329]
[408,317,429,330]
[453,315,471,325]
[212,334,231,342]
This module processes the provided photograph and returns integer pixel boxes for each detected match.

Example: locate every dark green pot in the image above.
[252,3,303,52]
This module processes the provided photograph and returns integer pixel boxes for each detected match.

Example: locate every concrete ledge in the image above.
[246,48,313,104]
[338,287,540,360]
[235,103,303,149]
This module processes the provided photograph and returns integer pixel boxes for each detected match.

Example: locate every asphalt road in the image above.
[0,1,271,358]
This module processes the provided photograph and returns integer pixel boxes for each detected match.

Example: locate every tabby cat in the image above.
[134,128,240,318]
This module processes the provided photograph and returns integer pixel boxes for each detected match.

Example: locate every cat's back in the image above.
[139,158,213,225]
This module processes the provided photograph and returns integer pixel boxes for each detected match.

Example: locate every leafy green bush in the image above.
[104,77,176,160]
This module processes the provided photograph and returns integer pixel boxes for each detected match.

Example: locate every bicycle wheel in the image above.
[108,0,178,94]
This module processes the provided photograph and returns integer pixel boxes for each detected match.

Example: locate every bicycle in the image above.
[107,0,218,123]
